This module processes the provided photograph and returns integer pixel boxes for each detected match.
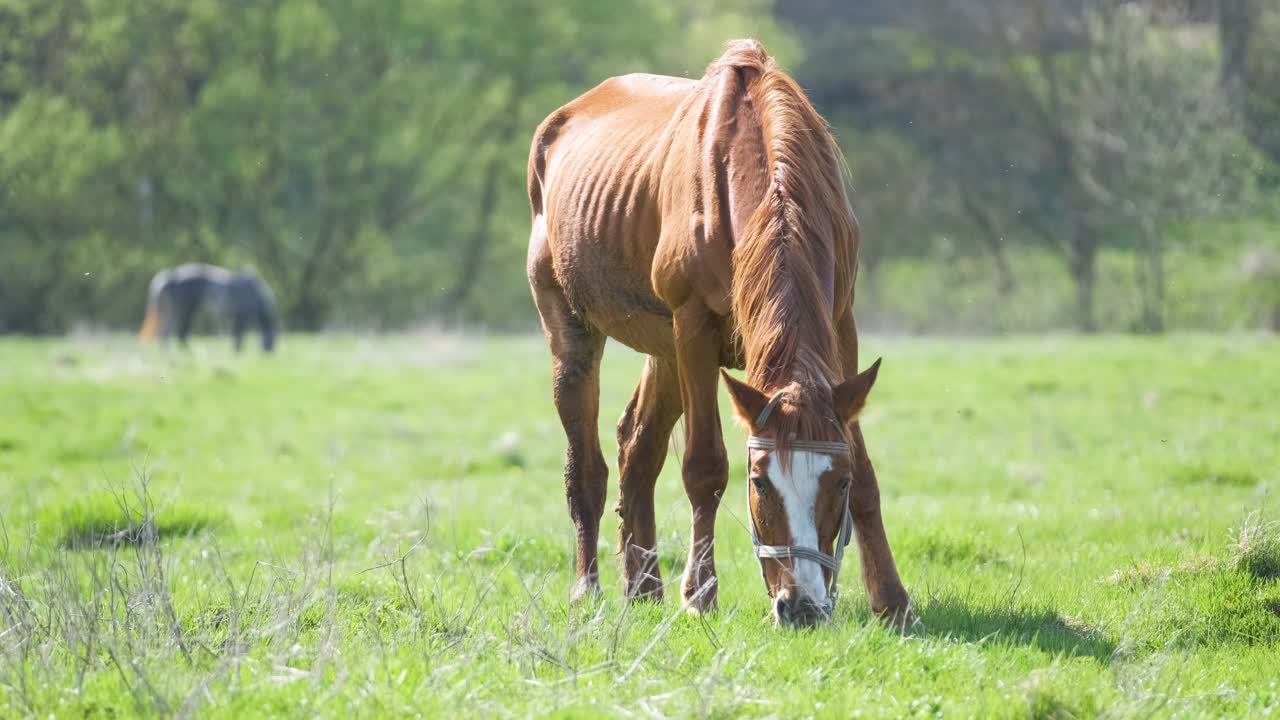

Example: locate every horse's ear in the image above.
[834,358,881,423]
[721,370,770,432]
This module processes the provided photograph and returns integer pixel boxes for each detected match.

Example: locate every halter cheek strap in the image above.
[754,391,787,429]
[745,433,855,607]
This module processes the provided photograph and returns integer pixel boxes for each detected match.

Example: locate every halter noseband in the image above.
[746,394,855,609]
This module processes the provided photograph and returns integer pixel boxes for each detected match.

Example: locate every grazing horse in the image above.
[139,263,278,352]
[527,40,911,626]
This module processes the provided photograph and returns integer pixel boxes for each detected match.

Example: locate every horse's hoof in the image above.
[681,577,719,614]
[875,603,917,631]
[569,576,602,605]
[682,595,718,616]
[623,580,664,604]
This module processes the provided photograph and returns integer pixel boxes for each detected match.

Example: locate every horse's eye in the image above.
[751,476,768,494]
[839,478,850,492]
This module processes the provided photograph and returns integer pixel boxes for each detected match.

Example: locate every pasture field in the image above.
[1,333,1278,718]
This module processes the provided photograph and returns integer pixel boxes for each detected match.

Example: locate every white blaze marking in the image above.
[773,450,833,607]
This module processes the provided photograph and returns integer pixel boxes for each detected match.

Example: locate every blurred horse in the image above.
[139,263,277,352]
[527,40,910,627]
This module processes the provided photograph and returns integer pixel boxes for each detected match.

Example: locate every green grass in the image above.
[1,333,1278,718]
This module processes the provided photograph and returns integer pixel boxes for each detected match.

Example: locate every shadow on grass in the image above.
[912,595,1116,663]
[54,500,225,550]
[59,515,221,549]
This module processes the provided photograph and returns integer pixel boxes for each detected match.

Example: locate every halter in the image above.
[746,394,855,609]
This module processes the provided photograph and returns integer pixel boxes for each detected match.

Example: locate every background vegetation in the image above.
[4,4,1277,716]
[2,0,1277,335]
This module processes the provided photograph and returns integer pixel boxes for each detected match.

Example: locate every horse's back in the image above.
[170,263,232,282]
[528,74,700,356]
[530,72,695,218]
[548,73,694,124]
[159,263,265,315]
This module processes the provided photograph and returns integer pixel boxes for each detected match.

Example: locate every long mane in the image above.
[717,41,859,395]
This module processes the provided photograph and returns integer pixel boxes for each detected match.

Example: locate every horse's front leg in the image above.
[672,304,729,612]
[231,309,247,353]
[836,311,913,625]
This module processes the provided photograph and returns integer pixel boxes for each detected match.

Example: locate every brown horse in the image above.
[527,40,911,627]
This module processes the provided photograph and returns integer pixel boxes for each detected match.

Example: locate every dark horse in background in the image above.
[139,263,277,352]
[527,39,911,627]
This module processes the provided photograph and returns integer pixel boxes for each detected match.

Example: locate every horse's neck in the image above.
[742,284,839,391]
[745,226,840,391]
[760,340,837,391]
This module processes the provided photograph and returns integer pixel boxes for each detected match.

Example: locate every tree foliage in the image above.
[787,0,1277,333]
[0,0,1276,333]
[0,0,789,332]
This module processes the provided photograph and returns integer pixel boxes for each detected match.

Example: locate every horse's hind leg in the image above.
[175,299,198,348]
[616,357,681,601]
[530,230,609,603]
[544,307,607,603]
[155,295,174,343]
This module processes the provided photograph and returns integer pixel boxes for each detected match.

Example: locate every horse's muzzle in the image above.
[773,590,832,628]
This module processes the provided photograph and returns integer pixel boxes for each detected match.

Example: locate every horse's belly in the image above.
[552,253,675,358]
[591,302,740,367]
[544,176,677,355]
[595,307,676,358]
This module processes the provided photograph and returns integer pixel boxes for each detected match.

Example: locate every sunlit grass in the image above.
[0,333,1277,717]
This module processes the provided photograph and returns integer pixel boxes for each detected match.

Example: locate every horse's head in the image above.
[721,359,880,627]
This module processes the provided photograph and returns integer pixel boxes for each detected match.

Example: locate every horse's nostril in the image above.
[774,593,829,627]
[793,604,826,627]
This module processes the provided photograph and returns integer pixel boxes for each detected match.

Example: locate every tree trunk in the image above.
[856,253,881,327]
[437,81,526,323]
[1135,218,1165,334]
[291,293,325,332]
[1068,222,1099,333]
[289,223,341,330]
[436,150,504,324]
[961,193,1017,295]
[1218,0,1260,110]
[11,224,70,333]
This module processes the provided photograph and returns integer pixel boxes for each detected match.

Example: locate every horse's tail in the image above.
[139,301,159,340]
[139,272,167,341]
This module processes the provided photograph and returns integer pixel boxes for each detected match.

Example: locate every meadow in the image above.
[1,333,1277,718]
